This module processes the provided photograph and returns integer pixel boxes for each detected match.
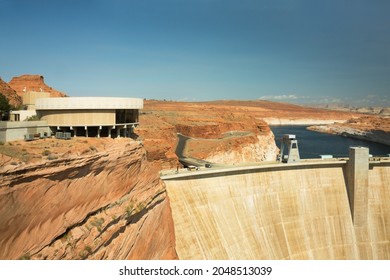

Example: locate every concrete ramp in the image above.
[164,159,390,259]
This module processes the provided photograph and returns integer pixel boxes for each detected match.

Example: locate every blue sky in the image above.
[0,0,389,106]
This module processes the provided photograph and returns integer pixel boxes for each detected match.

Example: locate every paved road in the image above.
[175,131,254,168]
[176,133,212,167]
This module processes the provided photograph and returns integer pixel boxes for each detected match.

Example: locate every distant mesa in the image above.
[379,107,390,116]
[0,77,22,107]
[310,103,390,116]
[8,74,67,99]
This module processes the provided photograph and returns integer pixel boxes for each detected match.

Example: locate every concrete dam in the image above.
[163,148,390,260]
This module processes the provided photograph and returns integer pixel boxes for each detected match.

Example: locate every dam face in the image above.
[164,152,390,260]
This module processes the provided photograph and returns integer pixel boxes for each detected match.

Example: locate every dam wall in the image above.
[164,156,390,260]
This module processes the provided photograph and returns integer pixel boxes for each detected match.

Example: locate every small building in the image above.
[0,121,51,142]
[9,110,37,122]
[279,134,300,163]
[35,97,143,138]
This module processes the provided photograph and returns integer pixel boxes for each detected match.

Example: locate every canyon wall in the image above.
[139,100,359,170]
[186,133,278,165]
[0,139,177,260]
[164,161,390,259]
[139,100,278,169]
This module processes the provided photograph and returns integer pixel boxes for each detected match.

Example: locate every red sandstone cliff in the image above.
[0,77,22,107]
[8,74,67,98]
[0,138,177,260]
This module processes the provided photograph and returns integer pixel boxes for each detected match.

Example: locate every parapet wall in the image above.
[164,157,390,259]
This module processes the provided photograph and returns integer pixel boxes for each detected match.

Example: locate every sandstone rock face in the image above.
[8,75,67,98]
[0,77,22,107]
[0,138,177,260]
[201,134,278,164]
[137,112,179,170]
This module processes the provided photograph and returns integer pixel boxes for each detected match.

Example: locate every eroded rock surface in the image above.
[0,138,177,260]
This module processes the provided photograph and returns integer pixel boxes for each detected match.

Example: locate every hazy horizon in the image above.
[1,0,389,107]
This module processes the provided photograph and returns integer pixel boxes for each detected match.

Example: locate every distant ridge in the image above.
[308,103,390,116]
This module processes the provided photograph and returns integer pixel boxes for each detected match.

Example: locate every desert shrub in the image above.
[90,217,105,232]
[125,201,135,217]
[85,245,92,254]
[24,115,40,121]
[137,202,145,212]
[79,250,89,260]
[19,253,31,260]
[47,154,58,160]
[42,149,51,156]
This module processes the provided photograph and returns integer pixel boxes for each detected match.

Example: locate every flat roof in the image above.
[35,97,143,110]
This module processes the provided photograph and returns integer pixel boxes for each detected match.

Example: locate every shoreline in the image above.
[263,118,347,126]
[307,125,390,147]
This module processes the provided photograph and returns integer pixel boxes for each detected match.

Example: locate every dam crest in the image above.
[163,147,390,259]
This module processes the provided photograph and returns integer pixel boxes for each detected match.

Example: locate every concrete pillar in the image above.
[287,140,300,163]
[70,126,76,137]
[97,126,101,138]
[85,126,88,137]
[280,135,300,163]
[108,126,112,138]
[346,147,369,226]
[116,128,120,138]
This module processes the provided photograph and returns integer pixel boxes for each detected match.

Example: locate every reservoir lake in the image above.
[270,125,390,159]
